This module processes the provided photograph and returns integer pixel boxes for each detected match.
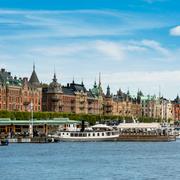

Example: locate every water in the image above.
[1,141,180,180]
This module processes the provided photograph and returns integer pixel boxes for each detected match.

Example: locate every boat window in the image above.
[106,132,110,136]
[79,133,82,137]
[83,133,87,137]
[66,133,69,135]
[102,133,104,136]
[63,133,64,135]
[75,133,78,137]
[88,133,91,136]
[70,133,74,137]
[93,133,95,136]
[97,133,100,136]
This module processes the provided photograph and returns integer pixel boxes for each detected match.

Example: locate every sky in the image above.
[0,0,179,99]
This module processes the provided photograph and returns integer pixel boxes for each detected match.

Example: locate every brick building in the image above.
[173,95,180,121]
[103,87,141,118]
[0,66,42,112]
[42,73,103,114]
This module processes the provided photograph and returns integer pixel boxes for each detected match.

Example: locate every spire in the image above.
[106,85,111,97]
[94,80,97,88]
[158,85,161,98]
[98,72,103,96]
[72,77,75,84]
[29,63,40,87]
[53,73,57,82]
[81,78,84,86]
[33,62,35,71]
[48,72,62,93]
[98,72,101,86]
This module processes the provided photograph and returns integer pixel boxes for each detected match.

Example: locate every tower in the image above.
[29,63,40,87]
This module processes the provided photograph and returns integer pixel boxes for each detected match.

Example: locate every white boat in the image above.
[175,127,180,139]
[51,124,119,142]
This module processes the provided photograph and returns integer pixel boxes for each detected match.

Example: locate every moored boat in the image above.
[0,139,9,146]
[51,124,119,142]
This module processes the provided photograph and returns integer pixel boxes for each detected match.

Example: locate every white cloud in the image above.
[170,26,180,36]
[141,40,170,56]
[104,71,180,83]
[101,71,180,99]
[95,41,124,61]
[0,9,177,41]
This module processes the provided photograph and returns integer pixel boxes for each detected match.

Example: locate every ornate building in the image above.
[173,95,180,121]
[42,73,103,114]
[42,73,141,118]
[140,94,173,122]
[0,66,42,112]
[103,87,141,118]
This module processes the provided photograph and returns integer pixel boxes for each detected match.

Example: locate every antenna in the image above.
[54,65,56,75]
[158,85,161,98]
[99,72,101,86]
[33,61,35,71]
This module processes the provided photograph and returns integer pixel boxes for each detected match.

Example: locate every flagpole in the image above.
[31,102,33,138]
[29,101,33,138]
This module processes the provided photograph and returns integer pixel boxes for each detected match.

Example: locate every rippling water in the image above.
[1,141,180,180]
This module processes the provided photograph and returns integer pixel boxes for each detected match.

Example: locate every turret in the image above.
[29,64,40,87]
[106,85,111,98]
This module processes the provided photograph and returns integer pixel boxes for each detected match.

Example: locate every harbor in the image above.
[0,117,177,143]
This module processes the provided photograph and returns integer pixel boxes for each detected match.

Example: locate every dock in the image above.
[118,134,176,142]
[5,137,59,143]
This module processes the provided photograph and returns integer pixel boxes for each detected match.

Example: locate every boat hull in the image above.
[59,135,119,142]
[0,139,9,146]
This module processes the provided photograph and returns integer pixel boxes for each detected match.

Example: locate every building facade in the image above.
[42,73,141,118]
[42,73,104,115]
[1,66,179,122]
[0,67,42,112]
[173,95,180,122]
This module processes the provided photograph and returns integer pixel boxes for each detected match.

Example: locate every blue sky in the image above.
[0,0,180,99]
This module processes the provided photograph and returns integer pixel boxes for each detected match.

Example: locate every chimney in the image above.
[1,68,5,73]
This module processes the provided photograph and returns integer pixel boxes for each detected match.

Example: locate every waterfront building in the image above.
[0,67,42,112]
[42,73,103,114]
[160,97,173,122]
[103,86,141,118]
[0,117,79,135]
[173,95,180,121]
[140,94,173,122]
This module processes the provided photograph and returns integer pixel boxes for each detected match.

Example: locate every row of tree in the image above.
[0,110,164,124]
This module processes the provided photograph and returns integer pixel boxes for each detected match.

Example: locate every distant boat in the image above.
[0,139,9,146]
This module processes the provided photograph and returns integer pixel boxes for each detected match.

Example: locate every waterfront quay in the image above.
[0,117,80,143]
[0,118,176,142]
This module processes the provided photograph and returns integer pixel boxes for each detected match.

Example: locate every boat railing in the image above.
[57,130,119,137]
